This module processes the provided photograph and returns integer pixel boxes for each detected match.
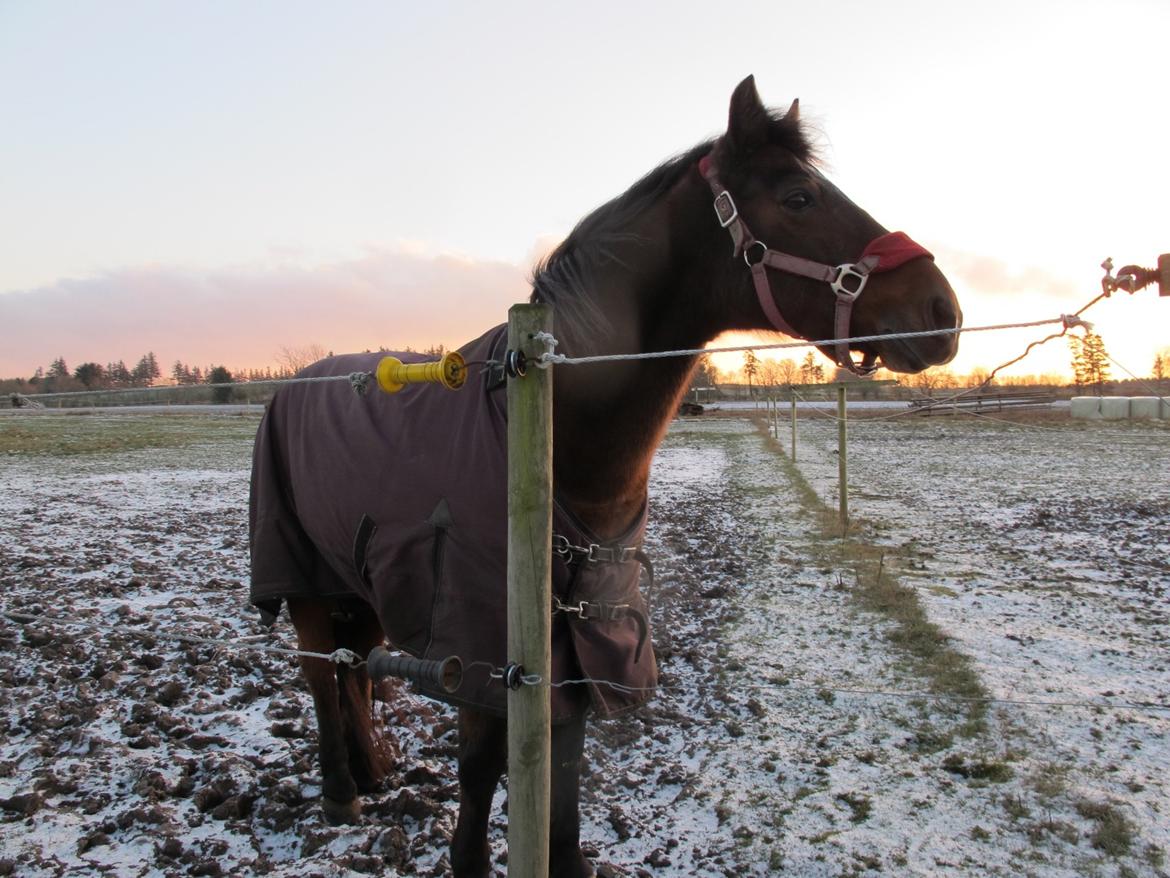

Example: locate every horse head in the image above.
[702,75,962,374]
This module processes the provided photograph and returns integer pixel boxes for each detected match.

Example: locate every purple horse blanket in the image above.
[249,325,657,721]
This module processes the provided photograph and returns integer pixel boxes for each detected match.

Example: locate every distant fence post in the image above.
[837,384,848,529]
[790,391,798,461]
[506,303,553,877]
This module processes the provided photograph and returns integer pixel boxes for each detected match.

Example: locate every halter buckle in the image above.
[831,264,870,301]
[712,191,738,228]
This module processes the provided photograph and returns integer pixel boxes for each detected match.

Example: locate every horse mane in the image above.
[530,109,815,336]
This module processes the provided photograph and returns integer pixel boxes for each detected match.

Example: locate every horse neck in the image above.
[550,174,729,539]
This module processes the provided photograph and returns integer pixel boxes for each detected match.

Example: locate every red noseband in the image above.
[861,231,933,273]
[699,153,933,374]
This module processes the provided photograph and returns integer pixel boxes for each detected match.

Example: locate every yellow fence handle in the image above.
[375,351,467,394]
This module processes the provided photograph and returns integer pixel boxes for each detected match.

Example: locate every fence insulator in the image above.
[375,351,467,394]
[365,646,463,693]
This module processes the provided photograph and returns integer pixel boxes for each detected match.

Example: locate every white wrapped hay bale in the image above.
[1098,397,1131,420]
[1070,397,1102,419]
[1129,397,1160,419]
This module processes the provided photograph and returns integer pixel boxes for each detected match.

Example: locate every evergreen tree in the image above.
[132,353,161,387]
[172,360,192,384]
[48,357,69,379]
[743,350,759,397]
[1068,330,1111,390]
[799,351,824,383]
[74,362,105,389]
[207,365,233,404]
[107,360,132,387]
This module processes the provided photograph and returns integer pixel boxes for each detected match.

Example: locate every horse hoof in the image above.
[322,796,361,825]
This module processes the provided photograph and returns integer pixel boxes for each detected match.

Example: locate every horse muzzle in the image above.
[868,271,962,373]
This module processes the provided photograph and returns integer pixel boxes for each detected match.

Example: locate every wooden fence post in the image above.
[837,384,848,530]
[790,391,798,461]
[506,303,553,877]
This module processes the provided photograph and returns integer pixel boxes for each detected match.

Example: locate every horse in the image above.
[248,75,961,877]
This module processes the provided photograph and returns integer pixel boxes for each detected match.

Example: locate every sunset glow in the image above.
[2,2,1167,382]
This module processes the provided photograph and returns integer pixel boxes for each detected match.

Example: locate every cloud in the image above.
[932,246,1080,301]
[0,247,532,376]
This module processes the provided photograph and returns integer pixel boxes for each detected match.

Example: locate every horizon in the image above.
[2,2,1168,382]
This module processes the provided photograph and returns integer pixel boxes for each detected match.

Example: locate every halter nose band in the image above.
[861,231,933,273]
[699,152,932,374]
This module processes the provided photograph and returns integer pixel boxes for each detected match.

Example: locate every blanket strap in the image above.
[552,534,655,663]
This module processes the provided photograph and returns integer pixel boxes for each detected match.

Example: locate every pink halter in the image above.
[698,153,932,375]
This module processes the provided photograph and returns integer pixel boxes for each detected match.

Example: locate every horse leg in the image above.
[335,606,396,793]
[550,712,592,878]
[287,596,362,825]
[451,707,507,877]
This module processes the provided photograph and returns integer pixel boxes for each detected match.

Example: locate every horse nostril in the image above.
[930,294,958,329]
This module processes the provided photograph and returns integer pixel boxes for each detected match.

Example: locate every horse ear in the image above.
[786,98,800,122]
[726,75,770,154]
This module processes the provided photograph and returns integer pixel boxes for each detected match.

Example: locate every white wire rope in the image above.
[538,315,1085,367]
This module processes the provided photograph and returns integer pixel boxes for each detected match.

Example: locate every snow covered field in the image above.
[0,410,1166,876]
[783,410,1169,875]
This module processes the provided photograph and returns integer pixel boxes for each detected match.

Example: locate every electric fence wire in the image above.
[4,607,1167,717]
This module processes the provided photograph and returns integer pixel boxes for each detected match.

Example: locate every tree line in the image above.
[4,341,452,398]
[7,353,247,395]
[699,331,1169,394]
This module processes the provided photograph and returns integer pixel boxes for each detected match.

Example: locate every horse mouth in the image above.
[870,333,957,374]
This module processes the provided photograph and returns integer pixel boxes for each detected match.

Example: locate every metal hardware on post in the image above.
[506,303,553,878]
[504,349,528,378]
[501,662,528,690]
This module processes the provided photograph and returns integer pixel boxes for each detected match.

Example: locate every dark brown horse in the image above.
[249,76,961,877]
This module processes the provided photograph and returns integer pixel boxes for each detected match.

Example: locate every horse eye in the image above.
[783,190,814,211]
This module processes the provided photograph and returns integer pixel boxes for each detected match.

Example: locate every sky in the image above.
[2,0,1168,382]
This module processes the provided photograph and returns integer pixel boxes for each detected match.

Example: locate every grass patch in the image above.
[1076,799,1134,856]
[752,417,989,732]
[1030,762,1071,800]
[942,753,1014,783]
[0,412,260,456]
[835,792,872,823]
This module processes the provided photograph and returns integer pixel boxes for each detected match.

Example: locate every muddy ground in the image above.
[0,410,1166,876]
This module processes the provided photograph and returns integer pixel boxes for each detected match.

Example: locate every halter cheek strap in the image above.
[698,154,932,375]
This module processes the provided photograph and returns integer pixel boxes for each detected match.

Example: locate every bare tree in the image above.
[276,344,329,375]
[775,358,799,385]
[910,367,957,393]
[758,359,783,390]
